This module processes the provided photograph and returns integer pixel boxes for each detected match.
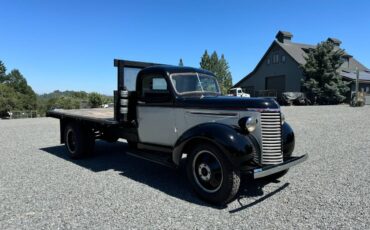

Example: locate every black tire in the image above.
[64,123,95,159]
[265,169,289,181]
[127,141,137,149]
[186,143,240,205]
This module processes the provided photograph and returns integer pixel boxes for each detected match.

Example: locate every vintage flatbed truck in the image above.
[47,59,307,205]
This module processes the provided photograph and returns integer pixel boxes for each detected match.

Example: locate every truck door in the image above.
[136,74,176,146]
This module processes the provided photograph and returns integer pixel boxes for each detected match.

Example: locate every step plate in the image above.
[126,149,176,169]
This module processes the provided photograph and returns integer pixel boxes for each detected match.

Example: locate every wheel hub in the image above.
[198,163,211,181]
[192,150,224,193]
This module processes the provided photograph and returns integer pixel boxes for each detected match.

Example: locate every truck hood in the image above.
[175,96,279,110]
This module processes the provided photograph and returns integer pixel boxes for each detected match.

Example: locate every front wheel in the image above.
[186,143,240,205]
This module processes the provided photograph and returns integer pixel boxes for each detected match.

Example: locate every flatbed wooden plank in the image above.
[52,108,114,119]
[47,108,118,125]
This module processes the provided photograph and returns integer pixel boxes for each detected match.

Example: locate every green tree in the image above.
[45,96,80,110]
[88,92,103,108]
[38,90,112,115]
[6,69,37,110]
[0,84,18,117]
[302,41,350,104]
[0,60,7,83]
[218,54,233,94]
[46,97,59,110]
[0,61,38,117]
[209,51,219,74]
[200,50,233,95]
[179,58,184,66]
[101,95,113,104]
[200,50,211,70]
[6,69,28,93]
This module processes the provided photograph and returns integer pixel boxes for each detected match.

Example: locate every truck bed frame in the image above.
[48,108,117,125]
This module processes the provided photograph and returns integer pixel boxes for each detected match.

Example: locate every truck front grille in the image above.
[260,112,283,165]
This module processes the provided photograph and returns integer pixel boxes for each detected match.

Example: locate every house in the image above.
[233,31,370,99]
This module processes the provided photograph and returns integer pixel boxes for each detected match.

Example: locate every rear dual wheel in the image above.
[65,123,95,159]
[187,143,240,205]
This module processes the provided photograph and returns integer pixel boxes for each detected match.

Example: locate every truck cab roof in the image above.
[139,65,215,76]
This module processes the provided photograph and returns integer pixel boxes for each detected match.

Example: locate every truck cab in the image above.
[47,59,307,205]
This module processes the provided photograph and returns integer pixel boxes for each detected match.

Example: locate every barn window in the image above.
[273,53,279,64]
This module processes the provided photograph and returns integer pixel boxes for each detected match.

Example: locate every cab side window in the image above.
[140,75,172,103]
[152,78,167,90]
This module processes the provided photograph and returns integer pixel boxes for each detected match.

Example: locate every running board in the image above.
[126,149,177,169]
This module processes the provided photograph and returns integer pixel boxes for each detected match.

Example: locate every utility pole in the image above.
[351,67,362,107]
[355,67,359,95]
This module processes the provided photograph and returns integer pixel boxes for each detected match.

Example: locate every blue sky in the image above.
[1,0,369,95]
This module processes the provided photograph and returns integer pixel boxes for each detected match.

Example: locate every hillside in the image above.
[37,90,114,116]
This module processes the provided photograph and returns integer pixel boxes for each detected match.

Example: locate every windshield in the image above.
[170,73,220,95]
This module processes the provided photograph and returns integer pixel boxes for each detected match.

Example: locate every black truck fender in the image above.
[172,123,256,168]
[282,122,295,158]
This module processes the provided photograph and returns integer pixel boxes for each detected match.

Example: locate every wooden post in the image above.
[355,67,359,95]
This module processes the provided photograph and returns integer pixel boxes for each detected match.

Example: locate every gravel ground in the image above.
[0,105,369,229]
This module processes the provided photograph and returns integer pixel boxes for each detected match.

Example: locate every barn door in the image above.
[265,75,286,98]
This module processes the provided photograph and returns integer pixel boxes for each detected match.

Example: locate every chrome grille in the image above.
[260,112,283,165]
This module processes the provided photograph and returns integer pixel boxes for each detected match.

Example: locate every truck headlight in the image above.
[238,116,257,133]
[281,113,285,125]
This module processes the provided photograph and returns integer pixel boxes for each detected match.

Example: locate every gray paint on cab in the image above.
[137,106,261,147]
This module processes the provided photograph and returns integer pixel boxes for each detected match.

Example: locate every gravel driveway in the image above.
[0,105,369,229]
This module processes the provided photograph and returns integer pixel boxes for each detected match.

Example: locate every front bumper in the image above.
[253,154,308,179]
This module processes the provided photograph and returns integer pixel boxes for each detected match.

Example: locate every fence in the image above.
[254,90,278,98]
[8,111,38,119]
[366,95,370,105]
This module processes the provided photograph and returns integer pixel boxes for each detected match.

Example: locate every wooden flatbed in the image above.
[47,108,118,125]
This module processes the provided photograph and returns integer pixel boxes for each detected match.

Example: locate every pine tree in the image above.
[200,50,211,70]
[209,51,219,76]
[302,41,350,104]
[218,54,233,94]
[199,50,233,95]
[0,60,7,83]
[178,58,184,67]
